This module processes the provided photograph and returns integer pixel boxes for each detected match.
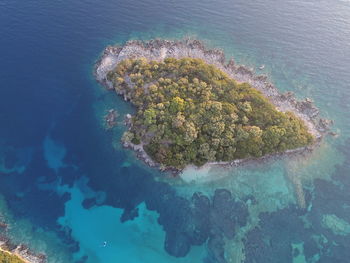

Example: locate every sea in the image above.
[0,0,350,262]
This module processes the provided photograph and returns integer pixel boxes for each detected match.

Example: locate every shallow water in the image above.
[1,0,350,262]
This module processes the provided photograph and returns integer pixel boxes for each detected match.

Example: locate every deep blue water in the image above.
[1,0,350,262]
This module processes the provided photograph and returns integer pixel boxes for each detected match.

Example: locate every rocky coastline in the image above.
[95,39,333,173]
[0,220,46,263]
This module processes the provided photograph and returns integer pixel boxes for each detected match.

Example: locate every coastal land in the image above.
[95,39,332,172]
[0,247,27,263]
[0,222,46,263]
[0,242,45,263]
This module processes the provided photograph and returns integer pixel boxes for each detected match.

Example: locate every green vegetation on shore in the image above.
[0,250,25,263]
[107,57,314,168]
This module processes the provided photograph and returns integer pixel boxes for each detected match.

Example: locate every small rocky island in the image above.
[95,39,331,170]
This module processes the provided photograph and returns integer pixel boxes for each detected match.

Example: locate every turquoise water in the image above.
[1,0,350,262]
[56,181,206,263]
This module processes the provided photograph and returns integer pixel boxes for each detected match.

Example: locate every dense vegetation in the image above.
[107,57,313,168]
[0,250,25,263]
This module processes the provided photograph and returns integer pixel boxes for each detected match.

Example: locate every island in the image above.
[95,39,332,170]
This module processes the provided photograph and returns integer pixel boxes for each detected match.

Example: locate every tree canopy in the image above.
[107,57,314,168]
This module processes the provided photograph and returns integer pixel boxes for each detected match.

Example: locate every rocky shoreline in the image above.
[0,220,46,263]
[95,39,333,173]
[0,237,46,263]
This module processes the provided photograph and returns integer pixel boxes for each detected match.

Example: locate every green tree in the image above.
[108,57,314,169]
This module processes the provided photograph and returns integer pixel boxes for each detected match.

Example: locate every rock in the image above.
[82,198,96,209]
[190,193,211,245]
[226,58,235,68]
[318,118,333,132]
[329,131,338,137]
[254,74,268,82]
[0,222,8,229]
[120,207,139,222]
[164,231,191,257]
[212,189,246,239]
[207,234,227,263]
[105,109,118,129]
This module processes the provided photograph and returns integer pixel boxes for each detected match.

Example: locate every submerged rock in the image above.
[207,234,226,263]
[0,222,8,229]
[164,231,191,257]
[145,187,248,260]
[120,207,139,222]
[104,109,118,129]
